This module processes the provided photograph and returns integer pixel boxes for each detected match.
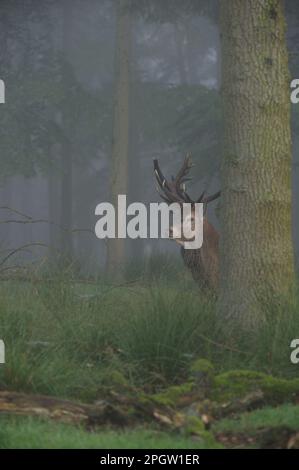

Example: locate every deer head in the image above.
[153,155,220,246]
[153,155,220,289]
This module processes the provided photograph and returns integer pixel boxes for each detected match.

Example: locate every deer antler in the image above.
[173,154,193,189]
[154,156,193,203]
[154,155,221,206]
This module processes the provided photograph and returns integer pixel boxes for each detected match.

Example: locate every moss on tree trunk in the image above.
[219,0,295,328]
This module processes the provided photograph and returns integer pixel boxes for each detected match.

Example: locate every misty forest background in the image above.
[1,0,299,449]
[0,0,299,280]
[0,0,224,278]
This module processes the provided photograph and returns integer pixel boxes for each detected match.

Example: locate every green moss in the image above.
[149,382,195,408]
[106,370,129,387]
[183,415,205,435]
[147,362,214,408]
[190,359,214,375]
[189,359,215,388]
[181,416,221,447]
[212,370,299,404]
[213,404,299,434]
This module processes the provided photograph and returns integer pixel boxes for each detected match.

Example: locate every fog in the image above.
[0,0,298,279]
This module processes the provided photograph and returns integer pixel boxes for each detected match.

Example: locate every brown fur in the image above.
[153,156,220,290]
[181,218,219,290]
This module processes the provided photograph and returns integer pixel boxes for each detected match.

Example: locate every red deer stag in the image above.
[153,155,220,290]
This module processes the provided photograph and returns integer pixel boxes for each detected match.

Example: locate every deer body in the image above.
[181,218,219,290]
[154,156,220,291]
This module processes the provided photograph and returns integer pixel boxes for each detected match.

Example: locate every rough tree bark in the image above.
[106,0,131,278]
[219,0,295,328]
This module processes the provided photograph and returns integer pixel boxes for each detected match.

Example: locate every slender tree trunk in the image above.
[0,3,9,81]
[123,16,144,267]
[59,0,74,266]
[60,139,73,264]
[218,0,295,329]
[0,181,12,248]
[106,0,131,278]
[48,146,60,266]
[293,137,299,272]
[215,27,221,90]
[128,32,143,263]
[173,22,188,85]
[48,169,56,263]
[0,6,10,249]
[184,22,197,85]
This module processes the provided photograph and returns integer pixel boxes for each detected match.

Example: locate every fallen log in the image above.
[0,391,130,427]
[0,389,188,432]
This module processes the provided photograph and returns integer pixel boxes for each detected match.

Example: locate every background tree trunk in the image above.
[219,0,295,329]
[106,0,131,278]
[173,22,189,85]
[47,163,58,265]
[128,26,144,264]
[60,139,73,265]
[59,0,74,267]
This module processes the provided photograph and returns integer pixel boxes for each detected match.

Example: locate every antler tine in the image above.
[153,159,170,191]
[171,154,195,203]
[174,154,193,190]
[155,185,174,204]
[157,185,183,204]
[178,187,193,203]
[196,190,206,203]
[154,157,197,204]
[154,159,184,203]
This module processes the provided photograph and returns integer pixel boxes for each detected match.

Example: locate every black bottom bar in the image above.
[0,449,298,466]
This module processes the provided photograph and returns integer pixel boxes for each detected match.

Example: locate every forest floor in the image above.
[0,270,299,449]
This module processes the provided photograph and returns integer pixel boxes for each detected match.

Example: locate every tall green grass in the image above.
[0,272,298,401]
[0,417,212,449]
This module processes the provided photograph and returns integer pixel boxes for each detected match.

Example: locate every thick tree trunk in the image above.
[106,0,131,278]
[219,0,295,328]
